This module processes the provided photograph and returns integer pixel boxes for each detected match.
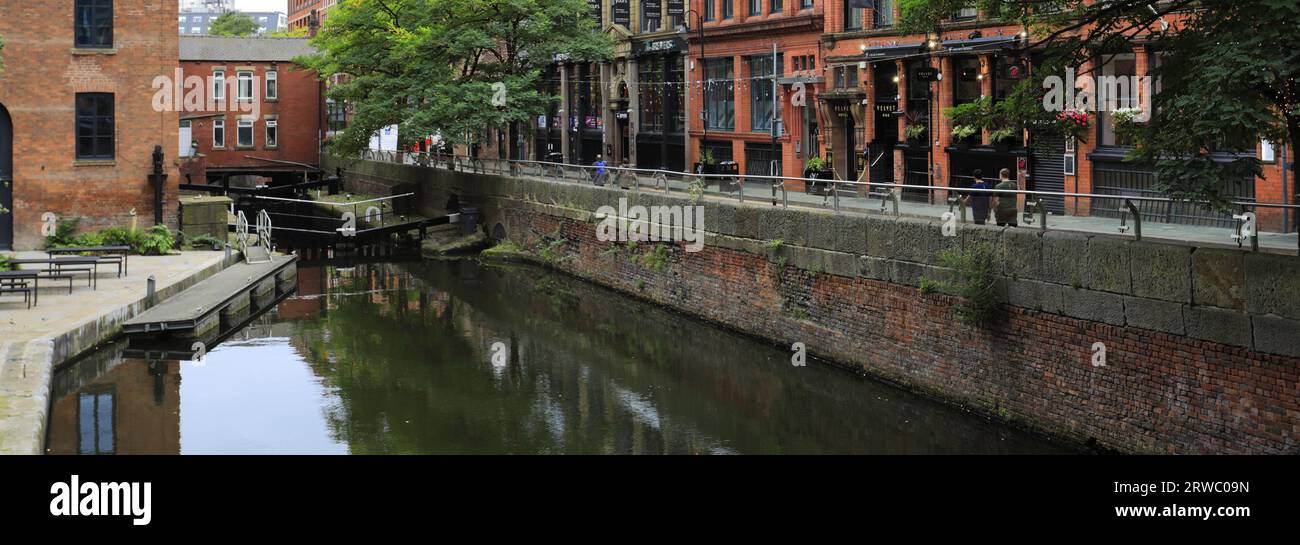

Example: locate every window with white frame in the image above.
[265,118,278,148]
[265,71,278,100]
[1261,140,1276,162]
[237,117,254,147]
[1064,137,1077,175]
[212,70,226,101]
[237,71,254,101]
[213,118,226,148]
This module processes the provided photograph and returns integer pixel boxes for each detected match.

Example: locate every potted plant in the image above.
[989,127,1020,152]
[904,123,928,144]
[803,156,828,195]
[951,125,979,150]
[944,98,992,149]
[694,148,719,176]
[1112,107,1144,146]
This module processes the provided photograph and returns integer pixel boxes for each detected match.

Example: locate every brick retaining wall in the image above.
[326,156,1300,454]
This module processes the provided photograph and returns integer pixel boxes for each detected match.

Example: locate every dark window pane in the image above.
[75,0,113,48]
[75,93,114,159]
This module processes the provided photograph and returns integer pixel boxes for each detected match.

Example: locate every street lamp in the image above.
[680,9,706,172]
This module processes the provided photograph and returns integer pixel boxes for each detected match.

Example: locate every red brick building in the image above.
[814,0,1294,231]
[179,36,325,185]
[0,0,181,250]
[288,0,339,31]
[686,0,824,182]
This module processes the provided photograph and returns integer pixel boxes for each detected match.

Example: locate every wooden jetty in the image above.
[123,255,298,339]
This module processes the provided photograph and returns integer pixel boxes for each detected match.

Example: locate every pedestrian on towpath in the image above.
[594,155,607,186]
[994,168,1020,227]
[966,169,991,225]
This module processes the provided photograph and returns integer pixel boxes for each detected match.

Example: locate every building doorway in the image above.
[0,103,13,250]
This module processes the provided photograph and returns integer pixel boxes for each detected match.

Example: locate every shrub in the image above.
[185,234,224,250]
[136,225,176,256]
[943,98,991,129]
[44,217,82,248]
[98,226,142,247]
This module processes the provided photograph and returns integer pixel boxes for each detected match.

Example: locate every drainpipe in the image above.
[1283,142,1291,233]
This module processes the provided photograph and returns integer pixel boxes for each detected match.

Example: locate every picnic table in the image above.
[0,270,40,307]
[47,245,131,276]
[7,256,104,290]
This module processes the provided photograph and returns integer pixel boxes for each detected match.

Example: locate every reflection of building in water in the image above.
[48,356,181,455]
[277,265,327,320]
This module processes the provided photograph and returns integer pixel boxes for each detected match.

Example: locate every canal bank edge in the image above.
[0,252,239,455]
[327,156,1300,455]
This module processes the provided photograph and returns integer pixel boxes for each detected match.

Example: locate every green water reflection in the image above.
[49,259,1074,454]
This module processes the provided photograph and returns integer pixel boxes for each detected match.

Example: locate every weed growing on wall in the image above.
[924,243,1001,326]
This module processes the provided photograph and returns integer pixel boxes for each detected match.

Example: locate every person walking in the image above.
[994,168,1020,227]
[966,169,991,225]
[594,155,607,186]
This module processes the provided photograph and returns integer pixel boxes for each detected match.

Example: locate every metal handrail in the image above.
[354,151,1300,250]
[385,153,1299,213]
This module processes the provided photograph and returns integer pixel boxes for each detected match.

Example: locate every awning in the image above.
[938,35,1021,55]
[776,76,824,85]
[860,42,925,62]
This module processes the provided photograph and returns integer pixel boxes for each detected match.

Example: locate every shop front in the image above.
[820,90,865,184]
[633,36,687,172]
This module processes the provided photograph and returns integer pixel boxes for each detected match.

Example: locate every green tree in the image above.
[899,0,1300,209]
[269,26,310,38]
[298,0,613,159]
[208,11,260,37]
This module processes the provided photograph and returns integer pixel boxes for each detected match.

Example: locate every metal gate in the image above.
[745,143,781,178]
[1031,132,1066,214]
[1090,156,1253,228]
[903,151,931,203]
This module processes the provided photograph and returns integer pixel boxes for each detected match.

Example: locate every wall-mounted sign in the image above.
[587,0,602,19]
[875,102,898,114]
[644,0,662,16]
[667,0,684,17]
[612,0,631,27]
[832,102,853,118]
[915,67,939,82]
[636,37,685,55]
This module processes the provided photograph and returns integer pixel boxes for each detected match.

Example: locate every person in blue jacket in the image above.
[594,155,607,185]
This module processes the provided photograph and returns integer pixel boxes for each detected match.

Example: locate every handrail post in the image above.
[832,181,840,214]
[1124,199,1142,241]
[1037,198,1047,231]
[891,188,901,216]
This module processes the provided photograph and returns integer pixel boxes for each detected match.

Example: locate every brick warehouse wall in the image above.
[328,157,1300,454]
[0,1,181,250]
[181,58,324,175]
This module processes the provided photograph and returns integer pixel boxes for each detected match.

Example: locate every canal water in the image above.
[48,258,1073,454]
